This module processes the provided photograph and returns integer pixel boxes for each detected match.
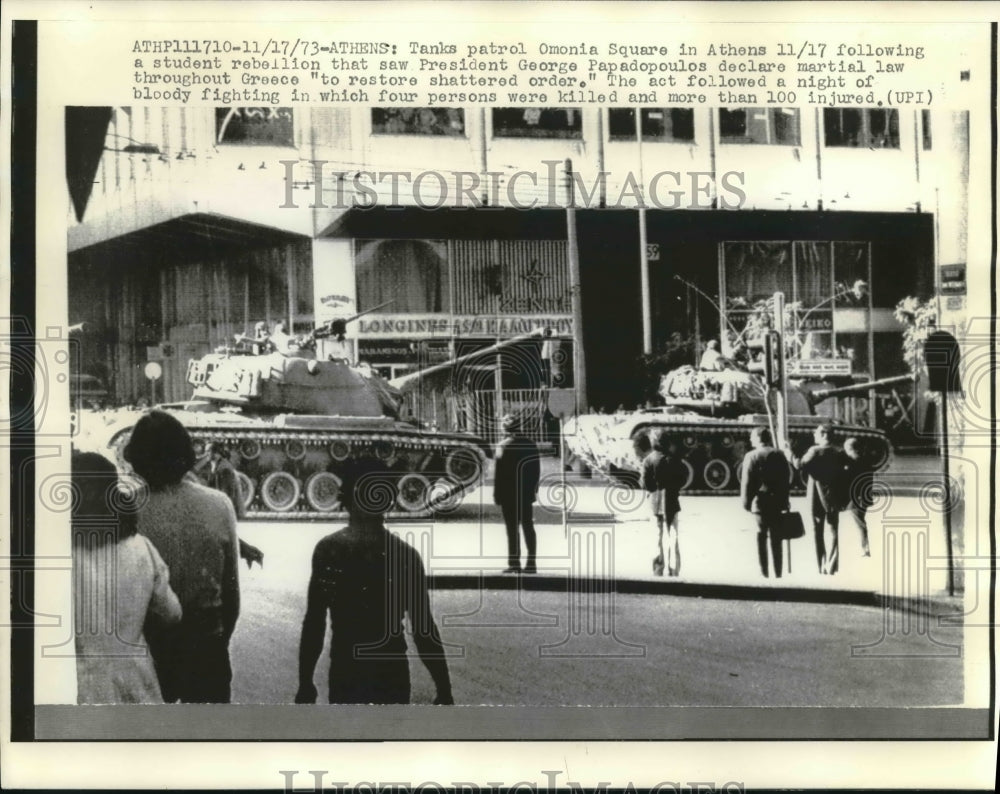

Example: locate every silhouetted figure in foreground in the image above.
[296,458,454,705]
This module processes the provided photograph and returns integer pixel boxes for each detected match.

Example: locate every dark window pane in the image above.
[720,108,798,145]
[492,107,582,139]
[668,108,695,141]
[608,108,695,142]
[772,109,801,145]
[824,108,899,148]
[371,108,465,136]
[719,108,747,140]
[607,108,636,139]
[921,109,932,150]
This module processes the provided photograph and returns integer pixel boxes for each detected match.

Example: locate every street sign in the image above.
[144,361,162,381]
[940,264,966,295]
[786,358,853,377]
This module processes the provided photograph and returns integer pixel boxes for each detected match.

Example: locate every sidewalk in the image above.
[237,455,966,616]
[420,452,964,615]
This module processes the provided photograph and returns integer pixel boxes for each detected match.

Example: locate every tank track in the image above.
[99,418,487,519]
[571,416,891,496]
[186,426,487,519]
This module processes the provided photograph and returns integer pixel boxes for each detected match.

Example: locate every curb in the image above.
[427,572,966,616]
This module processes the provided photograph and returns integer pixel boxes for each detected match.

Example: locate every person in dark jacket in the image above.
[741,427,792,578]
[842,436,874,557]
[493,414,541,574]
[641,430,689,577]
[194,442,264,569]
[296,457,453,705]
[787,424,847,575]
[125,410,241,703]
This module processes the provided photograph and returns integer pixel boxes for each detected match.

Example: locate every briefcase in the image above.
[778,511,806,540]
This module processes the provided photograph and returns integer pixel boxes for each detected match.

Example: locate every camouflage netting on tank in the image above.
[659,365,766,415]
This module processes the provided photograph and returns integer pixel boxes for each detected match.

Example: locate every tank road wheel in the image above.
[682,434,698,450]
[260,471,301,512]
[374,440,395,461]
[235,471,255,511]
[427,478,462,513]
[679,458,695,491]
[305,471,342,512]
[239,439,262,460]
[329,440,351,461]
[285,439,307,461]
[703,458,732,491]
[397,473,431,512]
[868,439,891,471]
[445,448,482,485]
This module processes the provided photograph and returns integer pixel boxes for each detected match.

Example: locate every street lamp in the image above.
[672,274,744,343]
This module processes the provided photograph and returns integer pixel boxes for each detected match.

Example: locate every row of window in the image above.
[214,106,930,150]
[216,107,931,149]
[368,107,928,150]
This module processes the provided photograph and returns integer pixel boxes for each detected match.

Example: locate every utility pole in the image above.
[636,108,652,354]
[773,291,789,449]
[565,158,587,414]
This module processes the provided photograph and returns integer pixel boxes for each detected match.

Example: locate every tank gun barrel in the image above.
[808,374,913,404]
[300,300,397,349]
[389,327,552,391]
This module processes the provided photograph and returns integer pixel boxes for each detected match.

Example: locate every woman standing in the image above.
[72,452,182,704]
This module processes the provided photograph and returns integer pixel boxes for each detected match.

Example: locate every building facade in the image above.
[67,104,969,441]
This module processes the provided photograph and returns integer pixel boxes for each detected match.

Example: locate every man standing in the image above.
[641,430,688,577]
[295,458,454,705]
[493,414,541,574]
[842,437,874,557]
[195,442,264,569]
[741,427,792,579]
[788,424,846,575]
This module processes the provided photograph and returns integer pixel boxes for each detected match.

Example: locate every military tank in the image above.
[564,364,907,495]
[92,322,549,518]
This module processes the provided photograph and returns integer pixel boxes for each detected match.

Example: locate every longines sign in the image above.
[356,314,574,339]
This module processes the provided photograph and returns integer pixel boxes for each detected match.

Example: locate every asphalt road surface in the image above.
[230,521,963,707]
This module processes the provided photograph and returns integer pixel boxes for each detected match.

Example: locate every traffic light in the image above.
[747,331,783,389]
[763,330,783,389]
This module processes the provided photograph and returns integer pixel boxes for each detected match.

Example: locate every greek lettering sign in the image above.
[787,358,853,377]
[940,264,966,295]
[356,314,574,339]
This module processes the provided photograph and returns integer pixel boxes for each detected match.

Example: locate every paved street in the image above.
[229,454,969,707]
